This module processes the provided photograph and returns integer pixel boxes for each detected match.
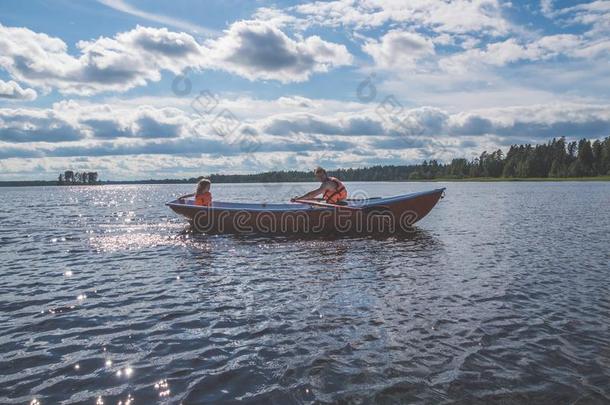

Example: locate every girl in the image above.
[179,179,212,206]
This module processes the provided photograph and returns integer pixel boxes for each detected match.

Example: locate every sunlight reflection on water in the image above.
[1,182,609,404]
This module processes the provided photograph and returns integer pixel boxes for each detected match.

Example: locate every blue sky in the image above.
[1,0,609,180]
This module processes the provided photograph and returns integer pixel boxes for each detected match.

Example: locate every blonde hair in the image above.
[197,178,211,193]
[314,167,326,175]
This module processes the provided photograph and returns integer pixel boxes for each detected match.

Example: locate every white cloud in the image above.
[554,0,610,35]
[251,7,306,29]
[0,106,82,143]
[0,24,205,95]
[540,0,555,17]
[292,0,511,35]
[438,34,603,73]
[448,103,610,140]
[362,31,435,70]
[2,97,610,179]
[0,22,353,95]
[0,80,37,101]
[261,112,384,136]
[0,100,196,145]
[206,21,352,83]
[1,97,609,161]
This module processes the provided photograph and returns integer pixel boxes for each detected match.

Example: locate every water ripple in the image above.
[0,182,609,404]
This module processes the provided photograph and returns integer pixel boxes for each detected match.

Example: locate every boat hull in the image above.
[167,188,445,235]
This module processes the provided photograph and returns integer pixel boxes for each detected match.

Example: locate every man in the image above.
[293,167,348,204]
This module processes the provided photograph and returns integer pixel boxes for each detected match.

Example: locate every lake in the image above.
[1,181,609,404]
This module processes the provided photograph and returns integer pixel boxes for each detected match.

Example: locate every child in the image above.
[179,178,212,206]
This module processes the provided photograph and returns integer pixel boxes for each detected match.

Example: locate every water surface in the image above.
[1,182,609,404]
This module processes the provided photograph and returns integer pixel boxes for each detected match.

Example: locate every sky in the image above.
[0,0,609,180]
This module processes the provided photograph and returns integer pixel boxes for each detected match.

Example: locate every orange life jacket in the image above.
[323,176,347,204]
[195,191,212,206]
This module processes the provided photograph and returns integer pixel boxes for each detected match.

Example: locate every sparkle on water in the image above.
[1,183,609,404]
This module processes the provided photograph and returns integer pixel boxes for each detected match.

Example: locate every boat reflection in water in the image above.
[167,188,445,235]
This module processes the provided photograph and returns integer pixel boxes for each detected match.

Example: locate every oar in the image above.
[292,198,365,211]
[308,197,381,202]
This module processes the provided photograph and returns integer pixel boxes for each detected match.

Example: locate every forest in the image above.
[209,137,610,182]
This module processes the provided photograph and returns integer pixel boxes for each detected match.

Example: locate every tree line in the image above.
[437,137,610,180]
[58,170,99,185]
[42,137,609,187]
[208,137,610,182]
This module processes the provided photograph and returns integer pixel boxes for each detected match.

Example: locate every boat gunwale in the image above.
[165,187,446,212]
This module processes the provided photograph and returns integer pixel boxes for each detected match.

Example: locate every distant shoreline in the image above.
[1,176,609,187]
[7,137,608,188]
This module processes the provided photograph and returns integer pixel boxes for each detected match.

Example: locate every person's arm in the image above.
[178,192,195,201]
[292,184,328,201]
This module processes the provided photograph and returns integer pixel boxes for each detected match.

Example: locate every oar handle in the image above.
[292,199,363,211]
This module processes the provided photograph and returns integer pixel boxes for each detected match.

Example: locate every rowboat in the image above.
[166,188,445,234]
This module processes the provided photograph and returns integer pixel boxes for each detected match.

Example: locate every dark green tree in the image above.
[577,139,594,175]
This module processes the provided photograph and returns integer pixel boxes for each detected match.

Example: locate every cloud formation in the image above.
[362,31,435,70]
[440,34,609,73]
[207,21,352,82]
[0,22,352,95]
[0,80,37,101]
[262,113,383,136]
[0,24,204,95]
[545,0,610,36]
[292,0,510,35]
[0,107,82,143]
[1,98,609,164]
